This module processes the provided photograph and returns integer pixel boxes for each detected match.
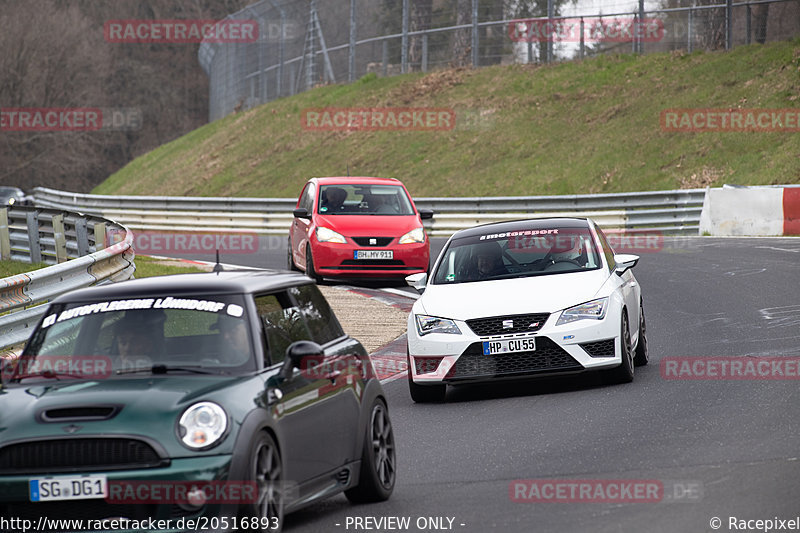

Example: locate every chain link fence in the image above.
[199,0,800,121]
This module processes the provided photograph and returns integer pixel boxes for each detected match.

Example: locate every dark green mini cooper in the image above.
[0,271,396,532]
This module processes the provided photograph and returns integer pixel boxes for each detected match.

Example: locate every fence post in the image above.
[745,4,751,45]
[75,218,89,257]
[726,0,733,50]
[422,34,429,72]
[471,0,479,67]
[638,0,645,53]
[401,0,409,74]
[382,40,389,76]
[26,211,42,264]
[52,214,67,264]
[349,0,356,82]
[0,208,10,261]
[688,7,694,53]
[546,0,554,62]
[579,17,585,58]
[93,223,107,252]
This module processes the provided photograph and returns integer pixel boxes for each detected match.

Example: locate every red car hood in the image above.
[316,214,422,237]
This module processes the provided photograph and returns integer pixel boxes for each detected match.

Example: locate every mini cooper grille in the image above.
[465,313,550,336]
[445,337,582,380]
[581,338,616,358]
[0,438,165,474]
[352,237,394,247]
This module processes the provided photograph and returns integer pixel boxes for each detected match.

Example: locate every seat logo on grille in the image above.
[62,424,83,434]
[502,320,514,329]
[370,238,377,245]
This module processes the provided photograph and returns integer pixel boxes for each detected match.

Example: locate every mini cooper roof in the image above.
[50,270,313,304]
[450,217,592,240]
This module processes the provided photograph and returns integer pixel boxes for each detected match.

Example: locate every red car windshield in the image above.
[318,184,415,216]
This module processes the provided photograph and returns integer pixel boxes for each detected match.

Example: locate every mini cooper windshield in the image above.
[432,226,603,284]
[15,294,255,381]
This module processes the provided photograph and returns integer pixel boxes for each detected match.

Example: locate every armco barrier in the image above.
[30,187,707,236]
[699,185,800,236]
[0,206,135,355]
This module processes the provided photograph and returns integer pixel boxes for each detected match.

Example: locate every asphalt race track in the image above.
[180,236,800,533]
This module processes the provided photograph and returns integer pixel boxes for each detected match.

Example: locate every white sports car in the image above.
[405,217,648,403]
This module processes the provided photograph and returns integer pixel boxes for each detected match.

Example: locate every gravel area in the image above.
[318,285,409,353]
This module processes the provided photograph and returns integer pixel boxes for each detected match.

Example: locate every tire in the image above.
[345,399,396,503]
[633,300,649,367]
[407,354,446,403]
[287,238,299,271]
[605,312,634,384]
[305,245,323,283]
[240,432,284,533]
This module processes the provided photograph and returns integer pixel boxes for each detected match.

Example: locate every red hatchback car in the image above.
[288,177,433,282]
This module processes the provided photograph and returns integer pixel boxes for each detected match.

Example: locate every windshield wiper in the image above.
[115,364,220,375]
[11,371,84,382]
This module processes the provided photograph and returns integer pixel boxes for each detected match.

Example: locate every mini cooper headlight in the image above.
[399,227,425,244]
[556,297,608,326]
[415,315,461,336]
[178,401,228,450]
[316,226,347,244]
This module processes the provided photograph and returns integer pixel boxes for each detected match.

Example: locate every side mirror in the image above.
[613,254,639,276]
[292,208,311,219]
[406,272,428,294]
[279,340,324,380]
[418,209,434,220]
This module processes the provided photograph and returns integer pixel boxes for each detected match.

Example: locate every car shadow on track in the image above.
[443,372,618,403]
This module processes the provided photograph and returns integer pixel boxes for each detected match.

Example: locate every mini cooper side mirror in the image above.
[613,254,640,276]
[406,272,428,294]
[280,340,324,380]
[292,208,311,219]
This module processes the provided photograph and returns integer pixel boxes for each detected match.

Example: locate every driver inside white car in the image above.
[548,235,586,266]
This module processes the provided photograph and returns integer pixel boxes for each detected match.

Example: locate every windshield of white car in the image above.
[317,184,416,215]
[17,295,256,381]
[432,227,602,284]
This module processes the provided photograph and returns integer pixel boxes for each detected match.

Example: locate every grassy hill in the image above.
[94,39,800,198]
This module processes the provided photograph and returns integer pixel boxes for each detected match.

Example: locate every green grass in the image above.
[133,256,206,278]
[0,260,50,278]
[95,40,800,198]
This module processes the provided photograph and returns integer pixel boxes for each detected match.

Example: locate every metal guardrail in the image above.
[30,187,706,237]
[0,206,135,355]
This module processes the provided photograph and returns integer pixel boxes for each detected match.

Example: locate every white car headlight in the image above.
[556,297,608,326]
[316,226,347,244]
[7,198,15,205]
[399,227,425,244]
[178,401,227,449]
[415,315,461,336]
